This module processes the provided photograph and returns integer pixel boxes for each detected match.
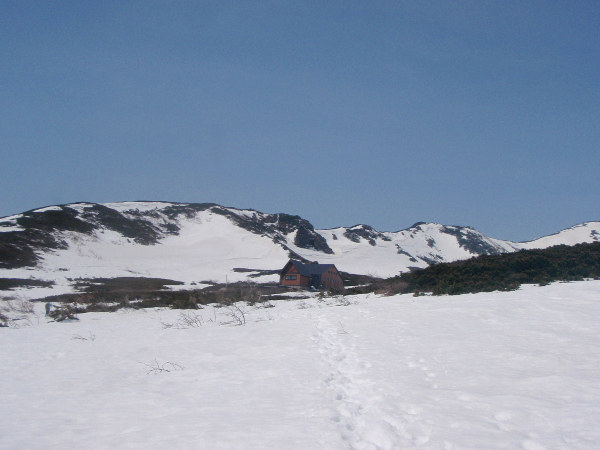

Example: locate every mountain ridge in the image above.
[1,201,599,298]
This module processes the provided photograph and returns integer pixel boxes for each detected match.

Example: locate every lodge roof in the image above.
[284,260,337,277]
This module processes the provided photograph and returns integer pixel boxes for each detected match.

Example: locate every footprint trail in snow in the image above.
[313,313,424,449]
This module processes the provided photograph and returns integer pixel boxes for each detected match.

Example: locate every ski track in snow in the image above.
[313,310,431,449]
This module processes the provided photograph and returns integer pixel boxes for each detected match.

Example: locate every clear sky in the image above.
[1,1,598,241]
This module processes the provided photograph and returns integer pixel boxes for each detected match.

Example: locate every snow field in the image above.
[1,281,600,449]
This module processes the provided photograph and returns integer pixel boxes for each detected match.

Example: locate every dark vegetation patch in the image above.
[71,277,184,293]
[232,268,281,278]
[37,268,368,313]
[355,242,600,296]
[339,272,381,287]
[39,281,298,312]
[263,293,312,300]
[0,278,54,290]
[41,283,296,312]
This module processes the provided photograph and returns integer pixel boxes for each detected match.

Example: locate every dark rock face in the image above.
[294,226,333,253]
[16,206,95,234]
[161,203,216,220]
[79,204,164,245]
[440,226,503,255]
[396,246,418,262]
[0,203,183,269]
[0,206,94,269]
[211,209,334,254]
[343,225,391,246]
[0,234,42,268]
[273,214,333,253]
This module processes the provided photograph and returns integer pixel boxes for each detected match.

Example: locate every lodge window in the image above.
[285,275,297,280]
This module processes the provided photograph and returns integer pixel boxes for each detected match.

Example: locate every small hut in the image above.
[280,260,343,291]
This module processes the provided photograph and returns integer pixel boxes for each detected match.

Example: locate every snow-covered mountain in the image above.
[1,201,599,297]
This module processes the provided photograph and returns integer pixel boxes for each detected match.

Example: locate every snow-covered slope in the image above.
[307,223,520,277]
[0,201,598,298]
[2,281,600,448]
[518,222,600,250]
[0,202,326,296]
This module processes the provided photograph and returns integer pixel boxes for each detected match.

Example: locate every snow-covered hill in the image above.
[2,281,600,448]
[1,201,599,298]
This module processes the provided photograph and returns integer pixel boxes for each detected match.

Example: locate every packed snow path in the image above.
[2,282,600,449]
[314,312,428,448]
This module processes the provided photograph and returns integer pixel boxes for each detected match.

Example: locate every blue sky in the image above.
[1,1,598,241]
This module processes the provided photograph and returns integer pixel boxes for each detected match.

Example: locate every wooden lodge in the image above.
[280,260,344,291]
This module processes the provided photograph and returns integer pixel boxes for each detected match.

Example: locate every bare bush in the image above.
[0,298,39,328]
[9,300,35,314]
[375,279,410,296]
[337,321,349,335]
[48,304,79,322]
[323,295,355,307]
[72,332,96,341]
[317,289,327,302]
[296,301,313,309]
[206,306,217,323]
[333,295,355,306]
[161,311,204,329]
[241,284,260,304]
[160,320,176,329]
[144,358,184,375]
[223,303,246,326]
[253,301,275,309]
[178,311,203,327]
